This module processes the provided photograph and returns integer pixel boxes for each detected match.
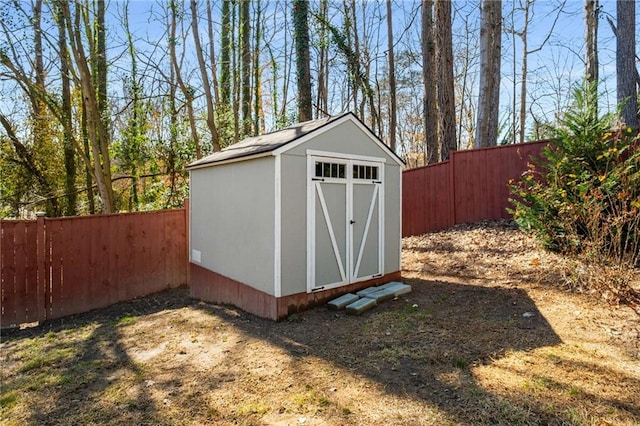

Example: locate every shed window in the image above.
[353,165,378,180]
[315,161,345,179]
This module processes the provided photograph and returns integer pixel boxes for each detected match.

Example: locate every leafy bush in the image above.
[510,84,639,308]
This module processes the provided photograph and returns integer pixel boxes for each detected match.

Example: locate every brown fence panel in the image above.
[164,209,188,288]
[43,210,187,322]
[49,219,63,317]
[453,149,490,224]
[492,142,547,219]
[402,161,453,237]
[1,208,188,328]
[402,141,547,236]
[0,221,38,327]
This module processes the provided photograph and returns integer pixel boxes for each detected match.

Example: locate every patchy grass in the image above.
[2,222,639,425]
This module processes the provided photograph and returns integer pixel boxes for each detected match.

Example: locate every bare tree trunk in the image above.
[293,0,312,122]
[344,1,359,113]
[616,0,638,128]
[168,10,180,208]
[435,0,456,160]
[56,1,76,215]
[316,0,329,116]
[277,5,293,128]
[62,1,115,213]
[518,4,529,145]
[475,0,502,148]
[240,0,252,135]
[220,0,231,106]
[122,0,143,210]
[81,102,95,214]
[253,0,263,133]
[456,15,475,150]
[386,0,397,152]
[207,0,220,106]
[33,0,61,216]
[94,0,114,211]
[585,0,599,87]
[169,0,201,158]
[422,0,438,164]
[191,0,221,153]
[232,2,240,141]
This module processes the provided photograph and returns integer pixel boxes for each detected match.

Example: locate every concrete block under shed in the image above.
[345,297,377,315]
[363,287,397,303]
[383,282,412,296]
[327,293,360,310]
[356,286,380,297]
[379,281,403,290]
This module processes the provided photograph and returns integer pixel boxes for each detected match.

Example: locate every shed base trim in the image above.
[189,263,401,320]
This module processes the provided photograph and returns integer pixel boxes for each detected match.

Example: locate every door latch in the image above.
[350,220,356,224]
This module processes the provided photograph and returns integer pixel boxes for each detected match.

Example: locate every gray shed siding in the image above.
[190,156,275,295]
[287,119,392,159]
[279,154,307,296]
[383,162,401,274]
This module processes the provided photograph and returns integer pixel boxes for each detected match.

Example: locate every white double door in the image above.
[307,154,384,292]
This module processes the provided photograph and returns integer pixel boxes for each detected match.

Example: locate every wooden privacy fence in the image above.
[402,141,548,237]
[1,208,187,329]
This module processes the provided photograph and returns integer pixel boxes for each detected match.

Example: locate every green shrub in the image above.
[510,84,639,307]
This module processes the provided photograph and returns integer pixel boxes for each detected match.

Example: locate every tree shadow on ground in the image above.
[4,284,638,424]
[1,288,191,425]
[190,277,638,424]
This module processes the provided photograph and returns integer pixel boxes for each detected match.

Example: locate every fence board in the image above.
[434,162,454,231]
[166,210,187,288]
[23,222,38,323]
[149,213,165,292]
[121,214,137,302]
[76,218,92,315]
[1,222,16,326]
[106,215,120,306]
[48,220,63,319]
[455,149,489,223]
[89,215,109,311]
[131,214,145,297]
[402,171,417,235]
[14,223,29,325]
[61,219,75,316]
[60,219,75,316]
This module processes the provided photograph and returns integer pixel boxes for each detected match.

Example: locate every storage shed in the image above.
[187,112,404,320]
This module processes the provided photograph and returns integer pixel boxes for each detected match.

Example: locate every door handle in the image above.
[350,220,356,224]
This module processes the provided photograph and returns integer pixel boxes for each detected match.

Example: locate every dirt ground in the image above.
[2,221,639,425]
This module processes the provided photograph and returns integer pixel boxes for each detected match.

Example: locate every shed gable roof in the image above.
[187,112,404,169]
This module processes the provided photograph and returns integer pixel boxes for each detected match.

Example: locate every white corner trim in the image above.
[306,155,315,292]
[274,154,282,298]
[398,164,402,270]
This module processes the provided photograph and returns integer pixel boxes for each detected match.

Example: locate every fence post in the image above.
[35,212,47,324]
[449,151,457,227]
[185,198,190,287]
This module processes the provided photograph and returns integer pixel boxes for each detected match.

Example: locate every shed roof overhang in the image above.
[186,112,405,170]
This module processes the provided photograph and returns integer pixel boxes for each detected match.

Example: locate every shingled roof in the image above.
[187,112,350,169]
